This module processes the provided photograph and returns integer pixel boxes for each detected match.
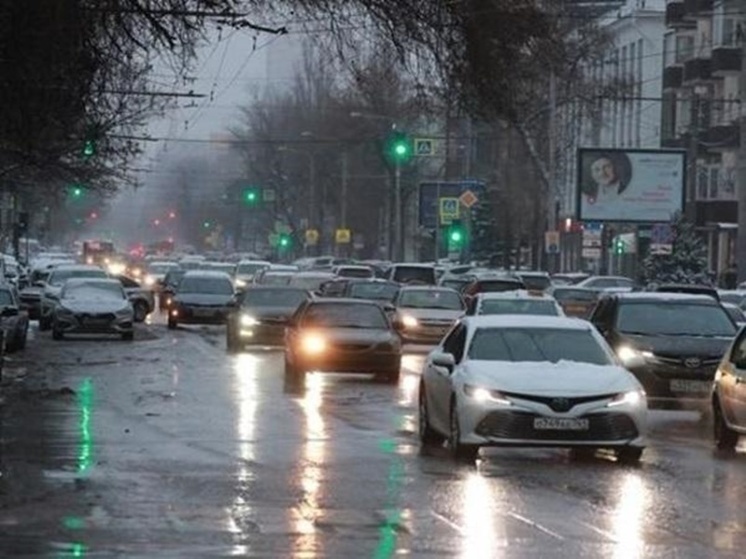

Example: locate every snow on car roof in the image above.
[464,315,591,330]
[64,277,120,286]
[476,289,554,301]
[182,270,234,278]
[614,292,717,302]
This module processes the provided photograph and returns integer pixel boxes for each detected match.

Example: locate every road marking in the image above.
[506,511,565,540]
[578,520,619,542]
[430,511,466,535]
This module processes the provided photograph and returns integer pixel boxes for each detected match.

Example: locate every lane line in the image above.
[430,511,466,536]
[506,511,565,541]
[578,520,619,543]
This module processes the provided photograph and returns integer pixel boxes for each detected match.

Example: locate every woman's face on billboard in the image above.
[590,157,616,187]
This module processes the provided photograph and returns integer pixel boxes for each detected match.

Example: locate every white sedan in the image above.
[419,315,647,463]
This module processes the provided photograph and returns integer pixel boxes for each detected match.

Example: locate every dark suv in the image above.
[590,292,737,408]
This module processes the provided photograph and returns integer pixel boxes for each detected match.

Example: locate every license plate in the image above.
[533,417,589,431]
[83,318,109,327]
[193,309,215,318]
[670,379,711,393]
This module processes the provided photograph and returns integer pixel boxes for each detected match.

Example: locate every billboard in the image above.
[576,148,686,223]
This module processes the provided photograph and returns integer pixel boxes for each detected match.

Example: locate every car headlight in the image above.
[107,263,126,275]
[607,390,646,408]
[400,315,419,328]
[616,346,653,365]
[240,314,259,327]
[463,383,511,405]
[236,279,247,288]
[116,306,133,317]
[301,333,326,355]
[144,276,156,287]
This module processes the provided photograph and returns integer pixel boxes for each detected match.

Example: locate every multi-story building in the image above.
[558,0,667,271]
[661,0,742,273]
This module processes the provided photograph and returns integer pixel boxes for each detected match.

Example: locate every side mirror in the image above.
[1,306,19,317]
[431,351,456,372]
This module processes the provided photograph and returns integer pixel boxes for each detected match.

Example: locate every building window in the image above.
[675,35,694,63]
[696,162,737,201]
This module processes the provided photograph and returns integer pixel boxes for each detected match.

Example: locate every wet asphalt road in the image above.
[1,313,746,558]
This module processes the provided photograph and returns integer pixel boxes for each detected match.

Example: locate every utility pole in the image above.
[340,149,349,258]
[546,69,558,273]
[394,163,402,261]
[737,33,746,283]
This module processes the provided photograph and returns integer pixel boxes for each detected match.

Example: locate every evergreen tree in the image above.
[641,213,709,286]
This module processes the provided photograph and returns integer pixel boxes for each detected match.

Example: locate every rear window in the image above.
[337,267,374,279]
[391,266,436,285]
[242,288,307,308]
[479,299,559,316]
[473,280,523,293]
[518,275,551,291]
[552,289,598,302]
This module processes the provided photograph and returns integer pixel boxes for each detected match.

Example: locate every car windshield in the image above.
[552,289,598,302]
[337,267,373,278]
[719,293,746,306]
[468,327,612,365]
[398,289,463,310]
[206,264,236,274]
[617,302,737,337]
[440,279,470,290]
[49,269,107,286]
[724,305,745,323]
[518,275,551,291]
[178,277,233,295]
[164,271,186,287]
[475,279,523,293]
[392,266,435,284]
[237,263,268,275]
[242,288,307,308]
[348,282,399,301]
[63,282,124,300]
[479,299,559,316]
[260,273,293,286]
[302,303,388,329]
[290,276,332,291]
[0,290,14,306]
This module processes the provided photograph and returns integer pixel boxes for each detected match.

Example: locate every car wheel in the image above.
[17,327,27,350]
[284,356,305,383]
[616,446,643,465]
[52,323,63,340]
[121,331,134,341]
[167,317,177,330]
[419,387,445,446]
[714,398,739,451]
[133,301,148,322]
[448,400,479,462]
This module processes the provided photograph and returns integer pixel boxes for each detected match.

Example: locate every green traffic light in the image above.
[82,139,96,158]
[203,221,211,229]
[279,235,290,247]
[386,131,412,164]
[243,188,259,204]
[450,230,463,243]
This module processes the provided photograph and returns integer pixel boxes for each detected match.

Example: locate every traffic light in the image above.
[242,187,260,205]
[278,233,291,249]
[614,237,625,255]
[385,130,413,165]
[203,220,212,229]
[447,221,466,248]
[69,184,85,199]
[82,138,96,158]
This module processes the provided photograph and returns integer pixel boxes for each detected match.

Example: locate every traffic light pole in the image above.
[394,162,402,261]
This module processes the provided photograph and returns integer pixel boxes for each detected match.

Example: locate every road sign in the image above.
[582,247,601,259]
[650,224,673,255]
[418,181,486,229]
[414,138,435,156]
[545,231,560,254]
[305,229,319,246]
[335,228,351,244]
[439,197,460,225]
[459,189,478,208]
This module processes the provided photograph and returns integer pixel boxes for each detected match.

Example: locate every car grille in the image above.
[475,411,638,441]
[75,312,116,321]
[502,392,616,412]
[330,341,374,351]
[651,355,721,367]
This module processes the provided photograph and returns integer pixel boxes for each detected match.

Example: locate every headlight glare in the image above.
[240,314,259,327]
[236,279,247,288]
[463,383,511,405]
[401,315,418,328]
[617,346,652,364]
[607,390,646,408]
[301,333,326,354]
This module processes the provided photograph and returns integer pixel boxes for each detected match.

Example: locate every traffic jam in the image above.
[3,248,746,556]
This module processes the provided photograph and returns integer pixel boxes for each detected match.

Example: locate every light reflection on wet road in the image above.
[1,319,746,557]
